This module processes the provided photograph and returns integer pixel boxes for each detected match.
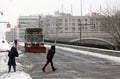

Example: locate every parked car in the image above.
[0,39,11,52]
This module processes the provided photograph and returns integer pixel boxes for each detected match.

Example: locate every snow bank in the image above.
[56,46,120,63]
[44,45,120,63]
[18,42,25,46]
[0,71,32,79]
[0,52,8,72]
[0,52,23,72]
[0,51,32,79]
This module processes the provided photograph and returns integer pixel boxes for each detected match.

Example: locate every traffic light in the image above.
[7,23,10,28]
[18,24,22,28]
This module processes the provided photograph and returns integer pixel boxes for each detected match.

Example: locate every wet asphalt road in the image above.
[18,45,120,79]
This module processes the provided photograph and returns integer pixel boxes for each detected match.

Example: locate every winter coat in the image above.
[47,45,55,60]
[14,40,18,46]
[8,47,19,66]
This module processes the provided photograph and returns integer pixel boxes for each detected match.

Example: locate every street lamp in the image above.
[39,16,41,28]
[78,19,82,44]
[78,18,95,44]
[55,17,59,45]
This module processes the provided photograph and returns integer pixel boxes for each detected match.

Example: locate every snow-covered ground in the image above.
[57,46,120,63]
[0,42,32,79]
[1,42,120,79]
[0,71,32,79]
[19,42,120,63]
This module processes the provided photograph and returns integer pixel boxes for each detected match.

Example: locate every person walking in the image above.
[42,45,57,72]
[8,46,19,73]
[14,40,18,48]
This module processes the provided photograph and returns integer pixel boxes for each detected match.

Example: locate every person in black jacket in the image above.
[42,45,56,72]
[14,40,18,48]
[8,46,19,73]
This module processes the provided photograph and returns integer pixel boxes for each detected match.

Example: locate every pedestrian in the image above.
[42,45,57,72]
[8,46,19,73]
[14,40,18,48]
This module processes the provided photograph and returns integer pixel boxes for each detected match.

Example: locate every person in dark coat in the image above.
[42,45,56,72]
[14,40,18,48]
[8,46,19,73]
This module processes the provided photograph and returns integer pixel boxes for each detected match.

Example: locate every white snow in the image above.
[0,52,8,72]
[1,42,119,79]
[0,39,11,51]
[19,43,120,63]
[0,42,32,79]
[0,52,23,73]
[56,46,120,63]
[0,71,32,79]
[44,45,120,63]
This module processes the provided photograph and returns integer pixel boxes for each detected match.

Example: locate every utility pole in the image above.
[79,0,82,44]
[79,18,95,44]
[39,16,41,28]
[80,0,82,16]
[79,20,82,44]
[55,17,59,45]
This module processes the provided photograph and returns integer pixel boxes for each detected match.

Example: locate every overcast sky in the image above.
[0,0,120,29]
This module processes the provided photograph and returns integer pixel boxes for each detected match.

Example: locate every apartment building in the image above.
[18,15,44,41]
[5,27,18,42]
[44,12,110,42]
[17,12,112,44]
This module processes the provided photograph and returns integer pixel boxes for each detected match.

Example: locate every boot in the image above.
[42,68,45,72]
[53,68,57,71]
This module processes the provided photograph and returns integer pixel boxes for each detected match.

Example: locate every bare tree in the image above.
[100,9,120,48]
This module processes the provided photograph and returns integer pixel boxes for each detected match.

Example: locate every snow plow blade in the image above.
[24,47,46,53]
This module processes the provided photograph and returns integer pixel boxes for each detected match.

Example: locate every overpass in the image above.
[70,37,116,50]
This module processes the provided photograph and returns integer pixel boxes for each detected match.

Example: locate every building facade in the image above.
[5,27,18,42]
[18,15,44,41]
[17,12,114,45]
[44,12,112,43]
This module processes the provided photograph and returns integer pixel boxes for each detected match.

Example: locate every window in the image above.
[59,23,62,26]
[78,19,81,22]
[65,23,68,26]
[72,19,75,21]
[65,27,68,30]
[72,27,75,30]
[78,24,81,26]
[59,19,62,22]
[78,27,81,30]
[72,23,75,26]
[65,18,68,22]
[85,19,87,21]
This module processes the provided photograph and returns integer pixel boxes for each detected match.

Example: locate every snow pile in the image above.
[0,52,23,72]
[0,39,11,51]
[56,46,120,63]
[18,42,24,46]
[0,52,8,72]
[0,51,32,79]
[0,71,32,79]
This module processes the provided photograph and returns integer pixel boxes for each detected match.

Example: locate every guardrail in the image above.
[45,40,116,50]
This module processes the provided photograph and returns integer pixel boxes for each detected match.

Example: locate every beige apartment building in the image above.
[45,12,113,45]
[17,12,115,45]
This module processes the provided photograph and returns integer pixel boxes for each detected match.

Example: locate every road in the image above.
[18,45,120,79]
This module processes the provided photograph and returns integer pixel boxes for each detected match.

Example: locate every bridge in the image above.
[70,37,116,50]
